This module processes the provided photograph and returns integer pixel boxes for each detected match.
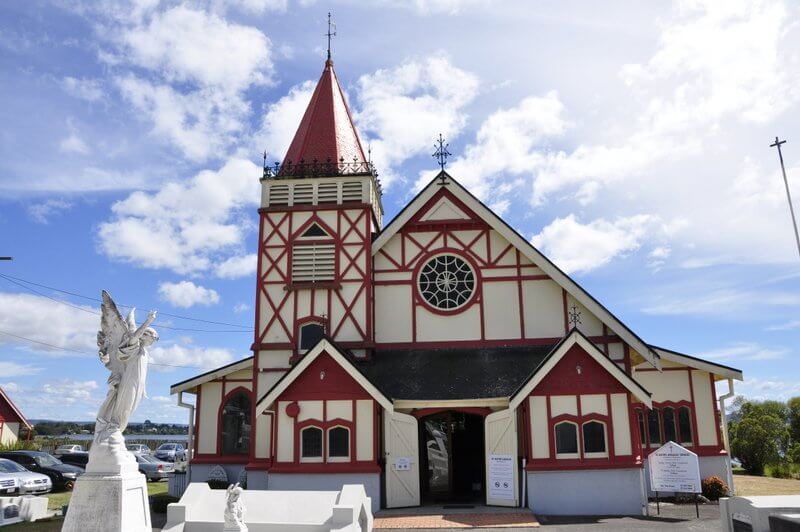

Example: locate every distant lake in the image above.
[47,434,188,441]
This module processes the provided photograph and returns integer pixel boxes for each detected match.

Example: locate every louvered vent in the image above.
[292,244,336,282]
[342,181,362,202]
[269,185,289,205]
[294,183,314,204]
[318,182,338,203]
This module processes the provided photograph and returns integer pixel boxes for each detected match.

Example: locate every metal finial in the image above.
[325,12,336,61]
[568,305,582,329]
[433,133,451,184]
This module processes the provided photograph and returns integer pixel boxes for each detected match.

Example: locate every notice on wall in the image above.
[393,457,411,471]
[648,441,701,493]
[488,454,515,500]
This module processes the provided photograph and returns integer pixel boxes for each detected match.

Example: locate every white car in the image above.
[0,459,51,495]
[0,469,19,495]
[54,444,84,456]
[126,444,151,456]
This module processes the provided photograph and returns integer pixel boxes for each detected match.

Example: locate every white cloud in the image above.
[61,77,105,102]
[1,382,20,394]
[698,341,788,361]
[59,132,90,155]
[732,376,800,402]
[27,199,72,224]
[215,254,257,279]
[149,343,235,372]
[642,287,800,317]
[254,80,315,160]
[0,362,41,378]
[216,0,289,13]
[356,56,479,187]
[531,214,655,274]
[158,281,220,308]
[0,292,98,354]
[40,380,99,406]
[383,0,490,14]
[233,302,250,313]
[97,158,260,275]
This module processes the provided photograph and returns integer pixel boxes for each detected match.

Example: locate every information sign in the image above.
[648,441,701,493]
[488,454,514,500]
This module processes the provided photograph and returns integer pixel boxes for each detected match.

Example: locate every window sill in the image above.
[286,281,341,291]
[300,457,323,463]
[555,453,580,459]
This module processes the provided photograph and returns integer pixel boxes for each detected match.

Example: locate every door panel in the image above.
[384,411,420,508]
[484,408,519,507]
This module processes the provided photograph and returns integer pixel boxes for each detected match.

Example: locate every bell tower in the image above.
[253,56,382,399]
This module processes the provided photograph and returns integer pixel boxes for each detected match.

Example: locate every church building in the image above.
[171,53,743,516]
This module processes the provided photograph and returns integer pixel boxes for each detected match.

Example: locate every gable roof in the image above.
[373,172,661,369]
[509,329,652,409]
[256,338,392,413]
[649,346,743,381]
[170,356,254,394]
[0,387,31,430]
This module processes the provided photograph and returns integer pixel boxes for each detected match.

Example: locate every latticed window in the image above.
[220,392,251,455]
[328,426,350,459]
[582,421,607,455]
[301,427,323,459]
[554,422,579,456]
[298,322,325,352]
[647,409,662,446]
[678,406,693,444]
[418,254,476,310]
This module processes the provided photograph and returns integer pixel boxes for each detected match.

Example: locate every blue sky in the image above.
[1,0,799,423]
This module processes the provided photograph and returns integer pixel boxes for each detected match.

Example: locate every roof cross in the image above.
[568,305,582,329]
[325,12,336,61]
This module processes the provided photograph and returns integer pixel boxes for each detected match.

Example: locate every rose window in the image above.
[418,254,476,310]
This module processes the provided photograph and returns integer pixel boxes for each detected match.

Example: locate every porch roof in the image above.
[355,345,554,401]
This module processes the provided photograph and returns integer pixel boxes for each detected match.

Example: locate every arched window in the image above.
[220,391,251,455]
[678,406,693,445]
[663,407,677,443]
[582,421,607,457]
[300,426,323,462]
[554,421,579,458]
[298,322,325,352]
[327,426,350,462]
[636,409,647,446]
[647,408,662,447]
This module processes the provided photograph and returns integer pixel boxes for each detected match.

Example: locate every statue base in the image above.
[223,524,249,532]
[62,471,151,532]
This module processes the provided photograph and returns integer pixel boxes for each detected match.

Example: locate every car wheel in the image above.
[64,480,75,491]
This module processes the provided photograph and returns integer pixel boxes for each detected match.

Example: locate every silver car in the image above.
[54,444,84,456]
[135,454,174,481]
[0,458,51,495]
[126,444,151,456]
[0,470,19,495]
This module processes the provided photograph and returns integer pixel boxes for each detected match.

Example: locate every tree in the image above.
[788,397,800,445]
[730,405,789,476]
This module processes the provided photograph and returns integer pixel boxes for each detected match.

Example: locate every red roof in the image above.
[0,387,31,430]
[282,59,367,166]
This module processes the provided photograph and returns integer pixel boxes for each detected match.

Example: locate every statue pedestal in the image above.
[62,469,151,532]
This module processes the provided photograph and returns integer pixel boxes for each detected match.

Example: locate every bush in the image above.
[0,441,41,451]
[701,476,728,501]
[769,462,794,479]
[150,494,179,514]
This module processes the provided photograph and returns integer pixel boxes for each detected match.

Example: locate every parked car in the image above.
[58,452,89,469]
[0,464,20,495]
[135,454,173,482]
[53,444,84,456]
[0,458,51,495]
[153,443,186,462]
[126,444,151,456]
[0,451,82,490]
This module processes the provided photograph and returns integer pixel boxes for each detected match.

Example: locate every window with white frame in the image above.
[300,426,323,462]
[554,421,579,458]
[582,420,608,457]
[298,322,325,353]
[327,426,350,462]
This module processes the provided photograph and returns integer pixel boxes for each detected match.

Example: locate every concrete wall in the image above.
[189,463,247,486]
[266,473,380,513]
[527,468,646,516]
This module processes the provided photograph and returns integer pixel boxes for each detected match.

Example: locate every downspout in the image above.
[717,378,735,494]
[177,391,195,483]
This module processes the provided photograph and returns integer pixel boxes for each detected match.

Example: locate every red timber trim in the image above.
[216,386,253,457]
[269,463,381,474]
[373,335,620,350]
[562,288,569,333]
[192,455,250,465]
[526,458,642,472]
[709,372,725,448]
[516,249,525,338]
[410,407,491,419]
[259,202,380,230]
[192,385,202,459]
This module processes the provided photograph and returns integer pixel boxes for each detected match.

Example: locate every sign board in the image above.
[648,441,701,493]
[487,454,515,501]
[393,457,411,471]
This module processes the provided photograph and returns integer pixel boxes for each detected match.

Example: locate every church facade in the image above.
[171,56,743,516]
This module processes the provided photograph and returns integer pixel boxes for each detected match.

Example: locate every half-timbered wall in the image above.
[522,343,639,471]
[373,189,630,368]
[192,369,254,462]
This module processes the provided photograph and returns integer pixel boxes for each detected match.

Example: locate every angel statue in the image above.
[224,483,248,532]
[87,290,158,473]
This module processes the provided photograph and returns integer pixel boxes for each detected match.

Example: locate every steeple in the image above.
[281,59,368,169]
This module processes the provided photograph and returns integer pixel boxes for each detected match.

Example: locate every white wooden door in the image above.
[384,411,420,508]
[484,408,520,507]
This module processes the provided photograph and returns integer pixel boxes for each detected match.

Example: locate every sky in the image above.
[1,0,799,424]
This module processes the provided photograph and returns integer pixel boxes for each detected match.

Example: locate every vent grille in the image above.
[317,183,338,203]
[268,185,289,205]
[293,183,314,204]
[292,244,336,282]
[342,181,362,202]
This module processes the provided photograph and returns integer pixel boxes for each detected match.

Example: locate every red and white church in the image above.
[171,54,743,515]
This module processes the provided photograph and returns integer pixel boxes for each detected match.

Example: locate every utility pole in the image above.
[770,137,800,259]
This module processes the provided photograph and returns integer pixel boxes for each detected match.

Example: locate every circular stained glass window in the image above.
[418,254,476,310]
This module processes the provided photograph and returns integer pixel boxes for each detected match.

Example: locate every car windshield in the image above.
[34,454,62,467]
[159,444,176,450]
[0,459,26,473]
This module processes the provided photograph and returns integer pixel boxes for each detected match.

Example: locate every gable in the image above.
[0,388,30,428]
[171,357,253,394]
[532,344,628,395]
[417,194,472,222]
[373,172,660,369]
[281,352,372,400]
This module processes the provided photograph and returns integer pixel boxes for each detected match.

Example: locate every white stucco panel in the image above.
[634,370,691,403]
[580,394,607,416]
[610,393,632,456]
[326,400,352,421]
[522,280,564,338]
[530,396,550,459]
[375,285,413,342]
[356,400,373,462]
[198,381,222,454]
[277,401,294,462]
[255,413,271,459]
[691,370,718,446]
[298,400,323,422]
[416,305,481,342]
[550,395,577,417]
[483,281,521,340]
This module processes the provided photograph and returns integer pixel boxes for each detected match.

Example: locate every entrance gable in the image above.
[281,352,371,400]
[532,344,629,396]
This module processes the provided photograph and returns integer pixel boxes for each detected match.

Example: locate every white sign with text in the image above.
[487,454,515,500]
[648,441,701,493]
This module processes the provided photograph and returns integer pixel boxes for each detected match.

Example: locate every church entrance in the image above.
[419,411,485,504]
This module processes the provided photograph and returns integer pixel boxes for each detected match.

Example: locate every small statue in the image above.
[224,483,248,532]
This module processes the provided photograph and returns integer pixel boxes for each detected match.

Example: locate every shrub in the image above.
[770,462,793,479]
[150,494,179,514]
[701,476,728,501]
[0,441,40,451]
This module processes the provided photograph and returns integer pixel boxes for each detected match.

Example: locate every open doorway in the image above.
[419,411,485,504]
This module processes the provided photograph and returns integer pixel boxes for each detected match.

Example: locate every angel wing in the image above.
[100,290,128,374]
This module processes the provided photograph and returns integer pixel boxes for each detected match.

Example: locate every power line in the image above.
[0,273,253,334]
[0,329,219,370]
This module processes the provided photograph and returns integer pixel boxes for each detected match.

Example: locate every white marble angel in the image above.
[224,483,248,532]
[88,290,158,473]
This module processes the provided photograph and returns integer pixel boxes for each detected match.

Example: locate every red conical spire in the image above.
[282,59,367,167]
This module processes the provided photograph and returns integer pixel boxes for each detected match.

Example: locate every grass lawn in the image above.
[734,474,800,496]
